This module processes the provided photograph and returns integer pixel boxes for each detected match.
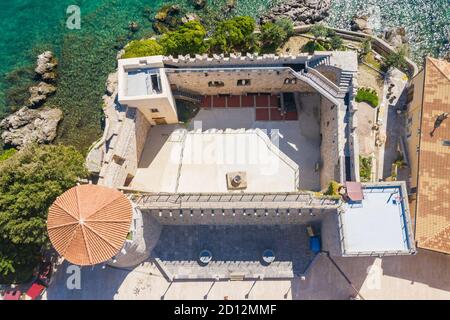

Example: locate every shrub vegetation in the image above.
[325,180,341,196]
[159,20,208,56]
[359,155,372,182]
[330,35,344,50]
[260,18,294,53]
[122,39,164,59]
[355,87,379,108]
[302,40,327,54]
[0,148,17,162]
[208,16,257,54]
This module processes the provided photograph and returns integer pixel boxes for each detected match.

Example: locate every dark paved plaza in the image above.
[152,224,318,280]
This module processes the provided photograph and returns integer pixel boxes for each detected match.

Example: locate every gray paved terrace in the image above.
[152,224,318,280]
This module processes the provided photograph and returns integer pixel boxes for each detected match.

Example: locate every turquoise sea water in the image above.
[0,0,276,118]
[327,0,450,63]
[0,0,448,147]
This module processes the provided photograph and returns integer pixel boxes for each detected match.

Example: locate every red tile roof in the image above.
[345,181,364,201]
[414,57,450,254]
[47,185,133,266]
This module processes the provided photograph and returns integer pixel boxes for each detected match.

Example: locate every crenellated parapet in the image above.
[163,52,328,68]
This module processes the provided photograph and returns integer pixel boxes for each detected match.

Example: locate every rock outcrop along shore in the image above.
[261,0,332,25]
[0,51,62,148]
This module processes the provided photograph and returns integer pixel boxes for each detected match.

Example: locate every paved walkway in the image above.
[44,248,450,300]
[376,69,408,180]
[152,225,316,280]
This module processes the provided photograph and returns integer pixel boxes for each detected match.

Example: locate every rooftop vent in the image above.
[226,172,247,190]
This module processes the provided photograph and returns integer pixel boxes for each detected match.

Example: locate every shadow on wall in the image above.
[45,260,129,300]
[381,249,450,293]
[381,89,407,179]
[290,254,375,300]
[137,125,174,168]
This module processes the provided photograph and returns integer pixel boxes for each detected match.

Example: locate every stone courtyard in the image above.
[131,93,323,193]
[44,248,450,300]
[152,224,318,280]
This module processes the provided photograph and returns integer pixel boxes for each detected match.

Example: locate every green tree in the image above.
[275,18,294,38]
[310,23,328,40]
[260,22,287,52]
[382,49,408,72]
[122,39,164,59]
[260,18,295,53]
[361,38,372,57]
[0,144,87,283]
[330,35,344,50]
[209,16,256,54]
[159,20,208,56]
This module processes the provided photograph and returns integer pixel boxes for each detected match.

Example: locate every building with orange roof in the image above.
[405,57,450,254]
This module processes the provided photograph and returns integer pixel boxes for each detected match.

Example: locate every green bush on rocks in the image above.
[122,39,164,59]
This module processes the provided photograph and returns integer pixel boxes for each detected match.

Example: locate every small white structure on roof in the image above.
[338,182,416,256]
[118,56,178,125]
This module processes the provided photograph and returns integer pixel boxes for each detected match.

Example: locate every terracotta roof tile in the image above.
[415,57,450,254]
[47,185,133,266]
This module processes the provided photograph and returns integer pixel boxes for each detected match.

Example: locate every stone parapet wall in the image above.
[143,208,335,225]
[128,191,340,225]
[135,110,151,163]
[163,53,319,68]
[99,108,150,188]
[166,68,316,96]
[319,97,345,188]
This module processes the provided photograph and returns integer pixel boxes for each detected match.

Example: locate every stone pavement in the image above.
[152,225,317,280]
[44,248,450,300]
[376,68,408,180]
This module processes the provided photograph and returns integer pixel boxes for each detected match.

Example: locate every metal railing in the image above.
[126,191,341,209]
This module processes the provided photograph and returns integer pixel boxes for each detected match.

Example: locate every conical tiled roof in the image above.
[47,184,133,266]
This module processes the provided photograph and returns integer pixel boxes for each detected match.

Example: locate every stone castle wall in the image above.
[166,68,316,96]
[142,207,337,225]
[319,97,344,188]
[163,53,329,68]
[315,65,341,86]
[99,108,151,188]
[135,109,151,163]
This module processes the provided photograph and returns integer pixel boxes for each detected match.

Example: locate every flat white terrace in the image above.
[339,184,415,256]
[130,108,321,193]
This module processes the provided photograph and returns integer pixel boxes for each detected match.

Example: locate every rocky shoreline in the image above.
[0,107,62,148]
[1,51,62,149]
[261,0,332,25]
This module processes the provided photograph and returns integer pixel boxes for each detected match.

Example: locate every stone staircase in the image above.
[338,71,354,92]
[303,55,354,97]
[307,56,330,69]
[293,69,345,102]
[172,89,202,103]
[98,107,137,187]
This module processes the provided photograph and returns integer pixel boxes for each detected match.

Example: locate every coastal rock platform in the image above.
[0,107,62,148]
[262,0,332,25]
